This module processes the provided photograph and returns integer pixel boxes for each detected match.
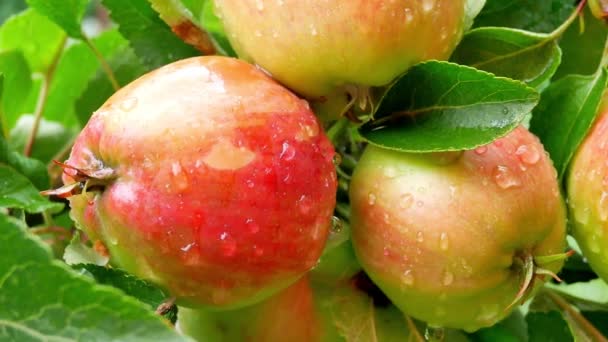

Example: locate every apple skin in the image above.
[567,94,608,282]
[589,0,608,20]
[63,56,337,309]
[212,0,467,100]
[349,126,566,331]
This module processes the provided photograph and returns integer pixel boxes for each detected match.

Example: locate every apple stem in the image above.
[545,290,608,342]
[505,252,535,313]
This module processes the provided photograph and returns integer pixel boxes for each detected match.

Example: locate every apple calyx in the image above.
[506,250,572,312]
[40,160,116,198]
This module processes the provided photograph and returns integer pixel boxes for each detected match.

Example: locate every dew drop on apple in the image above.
[253,245,264,257]
[119,97,138,112]
[598,191,608,221]
[255,0,264,11]
[399,193,413,209]
[368,193,377,206]
[310,24,318,36]
[416,231,424,242]
[280,141,296,161]
[383,166,397,178]
[181,242,195,252]
[171,161,189,191]
[439,232,449,251]
[298,194,313,215]
[515,144,540,165]
[401,269,415,286]
[442,270,454,286]
[574,206,591,225]
[331,216,343,233]
[493,165,521,189]
[254,30,262,37]
[474,146,487,155]
[246,218,260,234]
[477,304,499,323]
[219,232,237,257]
[589,235,601,254]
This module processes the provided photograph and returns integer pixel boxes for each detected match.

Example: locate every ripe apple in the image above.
[213,0,468,118]
[59,56,337,309]
[349,126,567,331]
[567,93,608,282]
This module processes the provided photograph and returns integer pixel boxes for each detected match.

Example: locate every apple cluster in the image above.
[55,0,587,339]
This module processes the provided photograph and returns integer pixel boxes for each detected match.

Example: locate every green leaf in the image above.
[9,115,77,164]
[554,6,608,80]
[0,8,66,72]
[0,214,188,341]
[0,164,62,213]
[0,50,32,131]
[0,137,49,190]
[43,29,132,128]
[0,0,26,25]
[529,68,608,180]
[101,0,199,69]
[63,233,109,266]
[25,0,88,39]
[359,61,538,152]
[201,0,236,57]
[526,311,573,342]
[76,265,177,323]
[451,27,561,88]
[474,0,575,33]
[546,279,608,311]
[75,45,146,126]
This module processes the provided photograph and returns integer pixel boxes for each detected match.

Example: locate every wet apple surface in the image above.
[63,56,337,309]
[349,126,567,331]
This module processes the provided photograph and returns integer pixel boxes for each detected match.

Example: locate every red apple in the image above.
[60,56,337,309]
[349,126,567,331]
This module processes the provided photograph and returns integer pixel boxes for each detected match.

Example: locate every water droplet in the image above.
[502,107,509,114]
[181,242,195,252]
[384,167,397,178]
[439,232,449,250]
[416,231,424,242]
[493,165,521,189]
[575,207,591,225]
[383,213,391,224]
[298,195,313,215]
[589,236,601,254]
[368,193,377,206]
[246,179,255,188]
[254,30,262,37]
[477,304,499,323]
[404,8,413,22]
[442,270,454,286]
[280,141,296,161]
[424,326,445,341]
[416,200,424,207]
[401,269,415,286]
[599,191,608,221]
[255,0,264,11]
[219,232,236,257]
[331,216,343,233]
[171,161,189,191]
[246,218,260,234]
[383,248,391,257]
[399,193,413,209]
[253,245,264,256]
[515,144,540,165]
[474,146,487,155]
[332,153,342,166]
[421,0,436,12]
[310,24,318,36]
[119,97,138,112]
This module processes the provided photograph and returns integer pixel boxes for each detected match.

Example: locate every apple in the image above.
[58,56,337,309]
[213,0,468,119]
[349,126,567,331]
